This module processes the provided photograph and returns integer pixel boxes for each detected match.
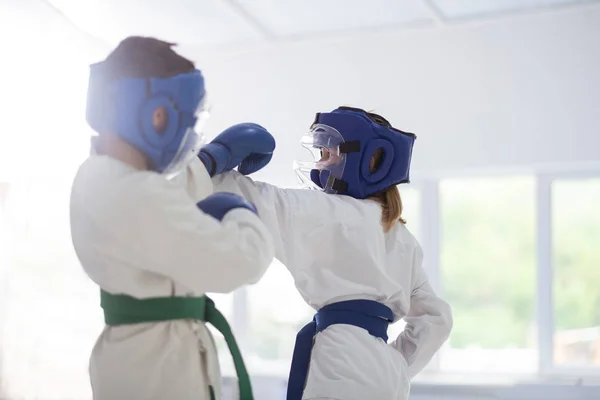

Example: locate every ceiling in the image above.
[31,0,600,49]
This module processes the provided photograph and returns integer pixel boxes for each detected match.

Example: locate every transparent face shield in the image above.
[163,95,212,179]
[293,123,348,193]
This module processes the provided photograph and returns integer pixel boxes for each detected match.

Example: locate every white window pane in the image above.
[245,260,315,375]
[207,293,233,321]
[552,178,600,368]
[439,177,537,373]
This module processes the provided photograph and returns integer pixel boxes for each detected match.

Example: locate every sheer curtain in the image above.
[0,2,106,398]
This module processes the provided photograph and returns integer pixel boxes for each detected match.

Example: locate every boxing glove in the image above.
[199,123,275,177]
[196,192,258,221]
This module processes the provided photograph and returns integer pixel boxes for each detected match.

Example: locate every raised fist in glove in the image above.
[198,122,275,177]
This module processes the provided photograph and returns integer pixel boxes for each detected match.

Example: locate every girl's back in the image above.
[278,191,415,399]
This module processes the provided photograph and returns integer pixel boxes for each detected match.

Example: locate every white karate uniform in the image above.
[70,158,274,400]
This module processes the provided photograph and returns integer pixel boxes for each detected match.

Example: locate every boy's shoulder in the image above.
[71,155,178,215]
[74,155,167,191]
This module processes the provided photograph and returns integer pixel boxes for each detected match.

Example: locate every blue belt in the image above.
[286,299,394,400]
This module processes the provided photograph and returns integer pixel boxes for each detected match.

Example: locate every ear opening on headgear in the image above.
[361,139,395,184]
[152,106,169,133]
[370,148,385,172]
[140,94,181,149]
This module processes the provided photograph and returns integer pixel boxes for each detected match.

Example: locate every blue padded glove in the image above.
[198,123,276,177]
[196,192,258,221]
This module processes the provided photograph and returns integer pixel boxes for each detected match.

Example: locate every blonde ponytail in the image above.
[370,186,405,232]
[368,148,406,232]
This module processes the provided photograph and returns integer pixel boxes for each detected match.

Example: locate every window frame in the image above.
[540,171,600,376]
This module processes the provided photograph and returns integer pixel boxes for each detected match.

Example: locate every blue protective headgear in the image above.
[293,106,416,199]
[86,62,209,177]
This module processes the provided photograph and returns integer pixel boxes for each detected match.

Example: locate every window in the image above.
[223,174,600,380]
[4,169,599,397]
[244,260,314,375]
[552,178,600,368]
[439,177,537,373]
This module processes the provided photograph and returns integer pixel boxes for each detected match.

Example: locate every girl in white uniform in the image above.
[212,107,453,400]
[70,37,275,400]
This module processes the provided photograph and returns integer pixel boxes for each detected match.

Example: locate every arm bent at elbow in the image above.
[212,207,274,291]
[195,191,274,291]
[115,185,275,294]
[212,171,293,265]
[391,281,453,379]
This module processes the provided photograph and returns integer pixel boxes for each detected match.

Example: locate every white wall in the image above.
[0,0,105,182]
[195,4,600,186]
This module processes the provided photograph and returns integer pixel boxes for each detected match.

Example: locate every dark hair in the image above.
[102,36,195,81]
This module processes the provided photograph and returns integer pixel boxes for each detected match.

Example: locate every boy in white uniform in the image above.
[70,36,276,400]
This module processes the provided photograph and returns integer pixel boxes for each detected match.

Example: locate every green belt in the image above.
[100,290,253,400]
